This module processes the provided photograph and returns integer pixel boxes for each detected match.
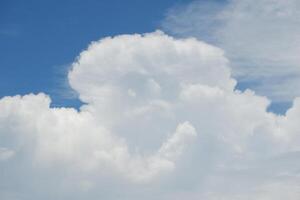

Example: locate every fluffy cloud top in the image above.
[0,31,300,199]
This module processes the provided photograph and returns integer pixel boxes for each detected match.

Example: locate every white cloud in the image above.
[162,0,300,102]
[0,31,300,199]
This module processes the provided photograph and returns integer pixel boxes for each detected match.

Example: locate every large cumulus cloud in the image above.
[0,31,300,199]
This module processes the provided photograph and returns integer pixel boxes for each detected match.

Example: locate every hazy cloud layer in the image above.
[1,32,300,199]
[163,0,300,102]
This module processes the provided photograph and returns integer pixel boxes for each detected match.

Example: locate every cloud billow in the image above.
[0,31,300,199]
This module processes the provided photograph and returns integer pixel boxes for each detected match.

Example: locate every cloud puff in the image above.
[0,31,300,199]
[162,0,300,103]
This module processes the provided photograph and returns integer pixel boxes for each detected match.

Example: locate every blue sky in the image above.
[0,0,193,107]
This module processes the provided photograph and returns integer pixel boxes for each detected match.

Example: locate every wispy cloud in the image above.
[162,0,300,104]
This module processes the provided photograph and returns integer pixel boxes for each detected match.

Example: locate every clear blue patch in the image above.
[267,101,292,115]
